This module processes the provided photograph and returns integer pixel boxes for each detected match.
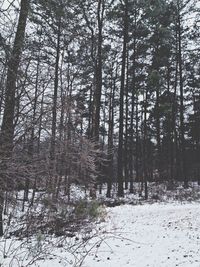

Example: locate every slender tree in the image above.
[117,0,129,197]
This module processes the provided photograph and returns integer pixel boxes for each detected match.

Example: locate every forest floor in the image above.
[83,202,200,267]
[23,202,200,267]
[1,183,200,266]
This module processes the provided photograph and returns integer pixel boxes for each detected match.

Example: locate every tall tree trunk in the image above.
[49,18,61,192]
[92,0,104,141]
[37,86,45,154]
[50,19,61,159]
[177,2,188,188]
[135,96,139,181]
[30,53,42,206]
[0,0,29,236]
[143,91,148,200]
[156,86,161,179]
[88,84,93,138]
[124,52,129,190]
[117,0,128,197]
[130,15,137,193]
[22,63,39,210]
[106,68,115,198]
[0,0,29,152]
[169,35,179,188]
[90,0,105,198]
[59,50,66,143]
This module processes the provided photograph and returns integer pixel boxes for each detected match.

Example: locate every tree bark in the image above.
[0,0,29,236]
[92,0,104,141]
[106,67,116,198]
[117,0,128,197]
[143,92,148,200]
[49,18,61,193]
[50,18,61,161]
[177,1,188,188]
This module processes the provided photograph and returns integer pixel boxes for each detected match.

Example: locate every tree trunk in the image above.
[106,68,115,198]
[117,0,128,197]
[177,3,188,188]
[49,18,61,193]
[143,92,148,200]
[50,19,61,159]
[90,0,105,198]
[130,16,137,193]
[92,0,104,141]
[0,0,29,236]
[124,51,129,190]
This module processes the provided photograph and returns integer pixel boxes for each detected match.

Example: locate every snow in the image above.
[2,183,200,267]
[81,203,200,267]
[2,202,200,267]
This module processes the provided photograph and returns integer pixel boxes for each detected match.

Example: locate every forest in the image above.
[0,0,200,266]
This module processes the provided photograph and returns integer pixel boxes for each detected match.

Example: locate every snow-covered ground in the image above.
[2,202,199,267]
[83,203,200,267]
[2,183,200,267]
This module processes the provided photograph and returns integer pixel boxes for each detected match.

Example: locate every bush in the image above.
[74,199,106,220]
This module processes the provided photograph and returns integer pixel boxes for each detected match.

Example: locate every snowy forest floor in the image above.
[1,183,200,267]
[83,203,200,267]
